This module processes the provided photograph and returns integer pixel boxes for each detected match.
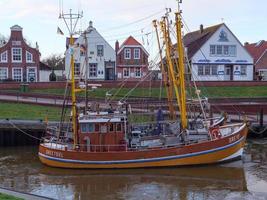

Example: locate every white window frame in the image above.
[89,63,97,77]
[124,48,131,59]
[26,51,33,63]
[12,67,23,82]
[12,48,22,63]
[210,45,236,57]
[198,65,204,76]
[27,67,37,82]
[134,48,140,59]
[240,65,247,75]
[0,51,8,63]
[123,68,130,78]
[135,67,141,78]
[0,67,8,80]
[97,45,104,57]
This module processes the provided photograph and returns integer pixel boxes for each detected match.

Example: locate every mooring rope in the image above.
[248,125,267,136]
[7,120,42,141]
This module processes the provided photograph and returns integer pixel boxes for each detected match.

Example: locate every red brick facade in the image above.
[0,25,40,82]
[116,36,149,80]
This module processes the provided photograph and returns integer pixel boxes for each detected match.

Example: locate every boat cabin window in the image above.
[100,125,107,133]
[109,123,114,132]
[80,123,94,133]
[95,124,99,132]
[116,123,122,132]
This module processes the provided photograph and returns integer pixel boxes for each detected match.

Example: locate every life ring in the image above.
[211,128,221,140]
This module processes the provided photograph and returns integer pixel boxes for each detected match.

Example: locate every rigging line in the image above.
[181,17,242,115]
[99,9,165,32]
[7,120,42,141]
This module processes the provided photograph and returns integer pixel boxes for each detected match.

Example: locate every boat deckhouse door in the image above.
[225,65,233,81]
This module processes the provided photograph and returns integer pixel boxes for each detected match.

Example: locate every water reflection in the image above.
[0,139,266,200]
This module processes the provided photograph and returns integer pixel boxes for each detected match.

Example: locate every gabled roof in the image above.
[120,36,142,46]
[117,36,149,56]
[183,23,223,59]
[39,61,51,71]
[244,40,267,63]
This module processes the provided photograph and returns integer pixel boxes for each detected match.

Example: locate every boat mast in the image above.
[84,31,89,112]
[153,20,176,120]
[175,6,187,129]
[60,9,83,148]
[160,17,182,120]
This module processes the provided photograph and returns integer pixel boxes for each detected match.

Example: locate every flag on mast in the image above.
[57,27,64,35]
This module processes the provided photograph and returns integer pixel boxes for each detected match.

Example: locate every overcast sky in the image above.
[1,0,267,60]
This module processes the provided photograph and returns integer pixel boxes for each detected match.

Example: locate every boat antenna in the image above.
[59,9,83,149]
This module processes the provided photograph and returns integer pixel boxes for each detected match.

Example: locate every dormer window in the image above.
[0,51,7,63]
[134,48,140,59]
[124,48,131,59]
[12,48,22,62]
[26,51,33,62]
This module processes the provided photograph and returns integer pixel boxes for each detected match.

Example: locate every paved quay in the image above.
[0,187,54,200]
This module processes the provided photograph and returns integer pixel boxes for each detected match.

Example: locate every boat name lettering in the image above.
[45,150,63,158]
[229,134,240,143]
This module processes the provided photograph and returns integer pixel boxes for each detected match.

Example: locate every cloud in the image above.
[0,0,58,20]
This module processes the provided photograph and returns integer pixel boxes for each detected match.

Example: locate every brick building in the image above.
[0,25,40,82]
[245,40,267,80]
[116,36,149,80]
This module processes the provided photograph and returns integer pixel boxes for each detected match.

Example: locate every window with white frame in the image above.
[123,68,130,78]
[12,48,22,62]
[26,51,33,62]
[229,45,236,56]
[124,48,131,59]
[0,68,8,80]
[74,63,80,76]
[241,66,247,75]
[211,65,218,75]
[198,65,204,75]
[89,63,97,77]
[0,51,8,62]
[210,45,236,56]
[198,65,218,76]
[134,48,140,59]
[210,45,216,55]
[97,45,104,57]
[12,68,22,82]
[135,67,141,77]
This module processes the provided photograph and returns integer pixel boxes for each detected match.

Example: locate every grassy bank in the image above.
[28,86,267,98]
[0,102,62,121]
[0,193,23,200]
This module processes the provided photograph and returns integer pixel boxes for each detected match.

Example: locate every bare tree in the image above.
[42,54,65,70]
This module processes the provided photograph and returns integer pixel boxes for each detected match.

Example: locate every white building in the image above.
[184,23,253,81]
[65,21,116,80]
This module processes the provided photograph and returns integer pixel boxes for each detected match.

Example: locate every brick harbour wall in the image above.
[0,80,266,90]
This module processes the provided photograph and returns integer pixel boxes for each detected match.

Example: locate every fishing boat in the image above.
[38,3,248,169]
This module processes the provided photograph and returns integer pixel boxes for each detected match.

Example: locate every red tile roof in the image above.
[244,40,267,63]
[120,36,142,47]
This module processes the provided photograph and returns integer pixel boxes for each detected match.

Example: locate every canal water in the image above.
[0,139,266,200]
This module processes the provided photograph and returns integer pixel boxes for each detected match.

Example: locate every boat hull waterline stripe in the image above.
[39,136,245,165]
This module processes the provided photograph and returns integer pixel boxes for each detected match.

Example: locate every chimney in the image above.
[244,42,249,46]
[89,21,93,28]
[200,24,204,34]
[115,40,119,55]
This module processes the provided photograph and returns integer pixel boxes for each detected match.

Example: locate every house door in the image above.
[105,61,115,80]
[225,65,233,81]
[105,68,114,80]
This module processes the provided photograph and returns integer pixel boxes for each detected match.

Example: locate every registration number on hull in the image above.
[45,150,63,158]
[229,134,240,143]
